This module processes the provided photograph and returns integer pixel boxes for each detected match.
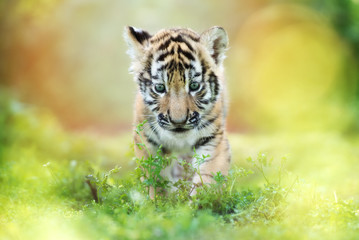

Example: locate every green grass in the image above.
[1,94,359,240]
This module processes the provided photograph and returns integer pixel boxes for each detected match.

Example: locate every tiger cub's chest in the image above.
[148,129,200,155]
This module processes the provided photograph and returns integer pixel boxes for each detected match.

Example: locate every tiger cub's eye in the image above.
[155,84,166,93]
[189,82,200,91]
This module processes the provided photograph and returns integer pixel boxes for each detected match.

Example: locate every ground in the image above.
[1,98,359,240]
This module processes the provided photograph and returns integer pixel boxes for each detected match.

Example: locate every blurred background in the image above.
[1,0,359,196]
[1,0,358,134]
[2,2,359,238]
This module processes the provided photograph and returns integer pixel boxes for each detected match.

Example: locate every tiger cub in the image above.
[124,26,231,195]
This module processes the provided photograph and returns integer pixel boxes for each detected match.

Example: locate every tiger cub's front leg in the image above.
[191,134,231,195]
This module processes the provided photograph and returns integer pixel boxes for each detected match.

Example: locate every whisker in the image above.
[147,121,159,141]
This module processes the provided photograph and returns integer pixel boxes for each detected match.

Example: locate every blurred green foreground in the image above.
[1,90,359,240]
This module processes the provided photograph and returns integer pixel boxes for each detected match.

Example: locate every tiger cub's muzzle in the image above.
[157,111,200,133]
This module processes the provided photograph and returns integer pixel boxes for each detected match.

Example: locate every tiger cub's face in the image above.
[125,27,228,134]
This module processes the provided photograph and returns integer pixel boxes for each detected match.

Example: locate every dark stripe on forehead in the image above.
[157,37,172,51]
[169,29,200,42]
[171,35,185,43]
[184,34,199,42]
[156,35,195,51]
[162,61,187,82]
[156,51,194,73]
[183,62,191,69]
[156,48,175,62]
[167,70,174,82]
[173,35,194,51]
[177,62,185,72]
[165,59,176,71]
[167,35,194,52]
[177,46,195,61]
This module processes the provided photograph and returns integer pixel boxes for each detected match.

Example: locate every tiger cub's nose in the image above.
[168,110,188,125]
[169,115,187,125]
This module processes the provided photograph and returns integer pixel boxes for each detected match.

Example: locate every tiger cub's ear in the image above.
[124,26,152,61]
[200,26,229,65]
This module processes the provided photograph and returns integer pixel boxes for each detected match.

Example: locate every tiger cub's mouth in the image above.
[157,111,200,133]
[170,127,191,133]
[159,124,198,133]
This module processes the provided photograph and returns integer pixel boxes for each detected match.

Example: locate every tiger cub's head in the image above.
[124,26,228,133]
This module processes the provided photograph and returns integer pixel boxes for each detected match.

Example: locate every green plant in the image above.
[134,120,172,206]
[191,166,253,215]
[86,166,121,204]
